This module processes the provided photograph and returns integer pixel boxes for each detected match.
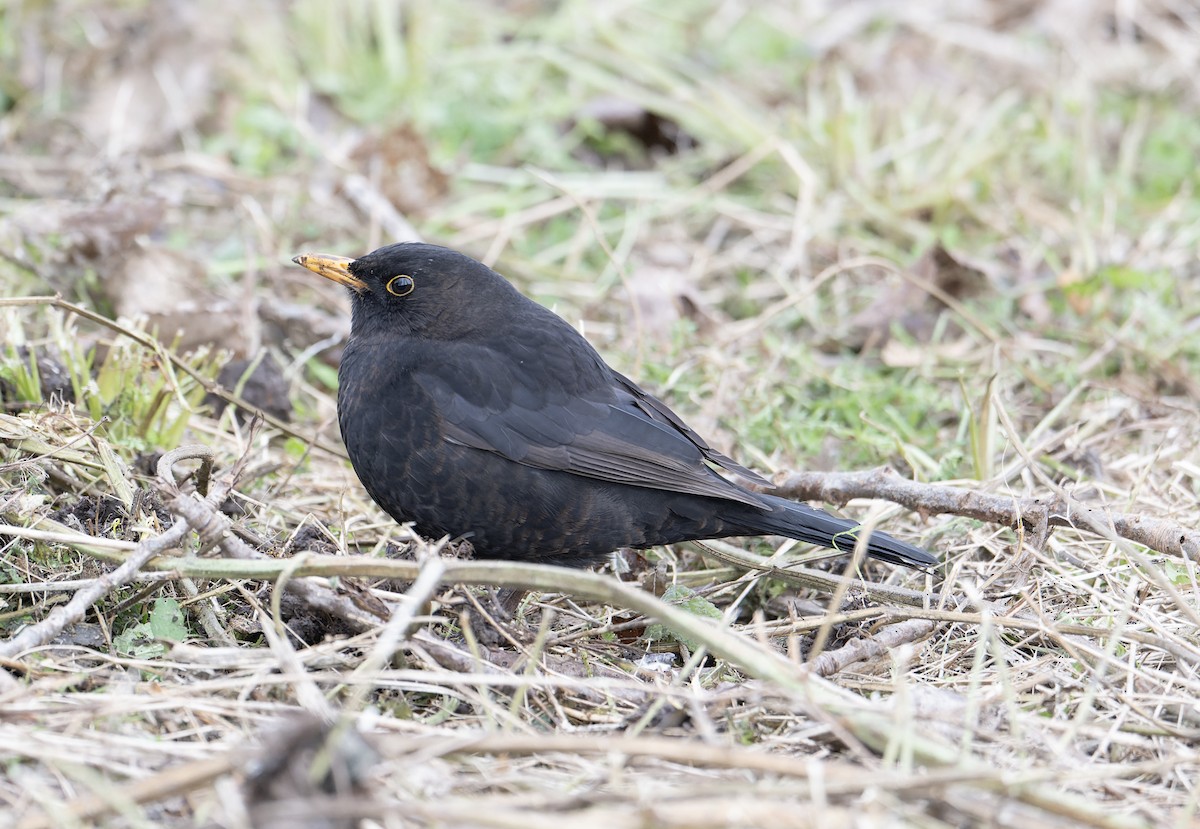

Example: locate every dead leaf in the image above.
[625,238,716,340]
[346,124,449,216]
[841,244,990,352]
[204,352,293,423]
[108,245,250,354]
[569,96,698,166]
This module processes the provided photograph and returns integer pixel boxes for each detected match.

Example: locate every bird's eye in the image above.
[385,274,415,297]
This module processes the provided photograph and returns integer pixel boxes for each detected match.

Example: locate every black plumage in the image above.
[294,243,936,571]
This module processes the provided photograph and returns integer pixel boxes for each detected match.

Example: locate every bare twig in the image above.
[805,619,937,677]
[0,443,219,661]
[157,444,391,634]
[0,435,390,668]
[776,468,1199,561]
[697,539,945,608]
[0,517,190,661]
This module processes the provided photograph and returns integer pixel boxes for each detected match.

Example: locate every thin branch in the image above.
[0,443,218,661]
[697,539,946,608]
[776,468,1199,561]
[805,619,937,677]
[0,518,190,661]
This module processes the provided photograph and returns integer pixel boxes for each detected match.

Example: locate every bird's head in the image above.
[293,242,524,340]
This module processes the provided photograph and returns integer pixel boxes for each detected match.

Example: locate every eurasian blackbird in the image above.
[294,243,936,571]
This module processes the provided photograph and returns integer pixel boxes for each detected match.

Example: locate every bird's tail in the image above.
[738,494,937,569]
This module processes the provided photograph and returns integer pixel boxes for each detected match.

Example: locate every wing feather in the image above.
[413,344,769,508]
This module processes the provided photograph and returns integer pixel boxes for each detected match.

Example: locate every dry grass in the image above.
[1,1,1199,827]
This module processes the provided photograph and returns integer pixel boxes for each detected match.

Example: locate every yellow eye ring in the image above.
[386,274,415,296]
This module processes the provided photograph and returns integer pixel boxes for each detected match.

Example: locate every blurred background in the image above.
[3,0,1196,479]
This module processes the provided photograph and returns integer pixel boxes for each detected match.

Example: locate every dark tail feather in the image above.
[745,494,937,570]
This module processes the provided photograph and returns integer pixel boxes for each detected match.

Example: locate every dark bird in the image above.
[293,243,936,572]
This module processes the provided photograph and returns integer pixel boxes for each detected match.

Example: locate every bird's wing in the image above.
[412,343,770,508]
[609,370,774,489]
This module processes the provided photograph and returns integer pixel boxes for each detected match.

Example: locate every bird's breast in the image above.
[337,341,445,490]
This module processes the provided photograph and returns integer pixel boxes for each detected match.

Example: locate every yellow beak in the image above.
[292,253,369,291]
